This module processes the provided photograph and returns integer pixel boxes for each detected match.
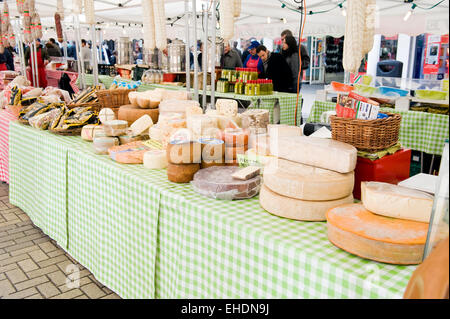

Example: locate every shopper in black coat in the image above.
[256,45,292,93]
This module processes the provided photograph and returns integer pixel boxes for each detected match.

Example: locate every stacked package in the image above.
[326,181,434,265]
[260,135,357,221]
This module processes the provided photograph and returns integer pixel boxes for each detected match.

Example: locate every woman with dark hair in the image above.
[282,35,300,93]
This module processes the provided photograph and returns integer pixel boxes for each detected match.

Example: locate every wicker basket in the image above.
[49,127,83,136]
[96,89,136,109]
[330,112,402,152]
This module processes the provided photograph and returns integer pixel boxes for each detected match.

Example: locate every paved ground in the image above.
[0,182,121,299]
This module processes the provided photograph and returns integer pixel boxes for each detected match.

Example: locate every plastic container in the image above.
[354,84,379,95]
[415,90,448,100]
[378,86,409,97]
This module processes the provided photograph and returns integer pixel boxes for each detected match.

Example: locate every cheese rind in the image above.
[260,184,353,221]
[264,158,354,201]
[326,203,428,264]
[275,136,357,173]
[167,163,200,183]
[361,182,434,223]
[118,104,159,126]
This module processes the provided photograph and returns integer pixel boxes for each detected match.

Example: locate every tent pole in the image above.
[192,0,199,102]
[15,18,27,77]
[74,14,85,89]
[184,0,191,92]
[90,24,99,86]
[202,4,209,109]
[61,21,68,59]
[210,0,218,108]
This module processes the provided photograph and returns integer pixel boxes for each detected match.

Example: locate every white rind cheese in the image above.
[130,115,154,137]
[264,158,354,201]
[361,182,434,223]
[274,136,357,173]
[143,150,168,169]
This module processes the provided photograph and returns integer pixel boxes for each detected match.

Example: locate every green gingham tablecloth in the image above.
[8,122,86,249]
[307,100,450,155]
[79,74,301,126]
[8,122,417,298]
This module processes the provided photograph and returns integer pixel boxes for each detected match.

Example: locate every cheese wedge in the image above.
[274,136,357,173]
[361,182,434,223]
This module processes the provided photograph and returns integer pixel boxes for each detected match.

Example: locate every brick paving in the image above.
[0,182,121,299]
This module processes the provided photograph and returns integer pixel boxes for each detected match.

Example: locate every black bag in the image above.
[58,73,75,99]
[300,45,310,70]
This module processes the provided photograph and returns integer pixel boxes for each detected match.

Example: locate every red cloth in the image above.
[0,109,17,184]
[27,47,48,88]
[0,63,7,71]
[245,55,262,73]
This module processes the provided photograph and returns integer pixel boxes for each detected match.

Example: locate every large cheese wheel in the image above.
[361,182,434,223]
[118,104,159,126]
[326,203,428,265]
[260,184,353,221]
[274,136,357,173]
[167,163,200,183]
[143,150,168,169]
[167,140,202,164]
[264,158,354,201]
[192,166,261,200]
[108,141,150,164]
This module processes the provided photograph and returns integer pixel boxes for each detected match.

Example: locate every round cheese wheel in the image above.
[260,184,353,222]
[263,158,354,201]
[118,105,159,126]
[99,108,116,124]
[220,128,249,147]
[93,136,119,155]
[225,144,248,160]
[108,141,150,164]
[201,160,226,169]
[192,166,261,200]
[199,138,225,161]
[103,120,128,137]
[167,163,200,183]
[167,140,202,164]
[143,150,168,169]
[326,203,428,265]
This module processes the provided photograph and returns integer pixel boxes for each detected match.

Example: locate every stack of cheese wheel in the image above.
[325,181,434,264]
[217,128,249,166]
[260,136,357,221]
[199,137,226,169]
[166,139,201,183]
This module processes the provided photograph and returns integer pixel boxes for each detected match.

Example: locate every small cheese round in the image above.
[167,163,200,183]
[99,108,116,124]
[103,120,128,137]
[143,150,168,169]
[260,184,354,221]
[93,136,119,155]
[81,125,104,142]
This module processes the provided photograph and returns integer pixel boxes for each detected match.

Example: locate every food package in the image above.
[29,108,60,130]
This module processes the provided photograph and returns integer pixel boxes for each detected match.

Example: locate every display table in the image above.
[307,101,450,155]
[80,74,302,126]
[8,121,417,299]
[0,109,16,183]
[46,69,80,94]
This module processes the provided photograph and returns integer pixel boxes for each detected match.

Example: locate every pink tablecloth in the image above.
[46,69,80,94]
[0,109,16,183]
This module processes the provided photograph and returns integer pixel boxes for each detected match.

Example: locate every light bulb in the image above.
[267,17,271,24]
[282,18,287,24]
[341,8,347,16]
[403,10,412,21]
[122,27,126,35]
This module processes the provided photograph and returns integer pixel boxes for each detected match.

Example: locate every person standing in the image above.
[256,45,292,93]
[220,42,243,69]
[0,48,14,71]
[243,40,264,75]
[46,41,62,57]
[80,39,92,71]
[24,39,49,88]
[233,41,242,59]
[281,29,310,90]
[282,35,301,93]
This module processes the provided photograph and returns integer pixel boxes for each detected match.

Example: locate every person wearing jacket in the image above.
[281,30,310,91]
[256,45,292,93]
[243,41,264,75]
[0,48,14,71]
[220,42,243,69]
[282,35,301,93]
[25,39,49,88]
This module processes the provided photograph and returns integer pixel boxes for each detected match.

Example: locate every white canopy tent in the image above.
[5,0,449,41]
